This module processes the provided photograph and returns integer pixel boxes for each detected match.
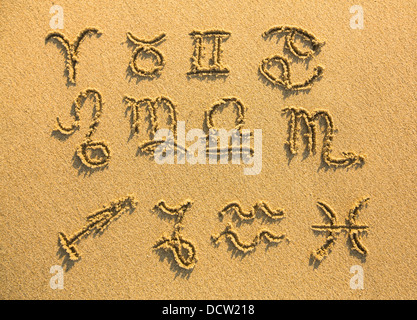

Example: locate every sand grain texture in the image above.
[0,0,416,299]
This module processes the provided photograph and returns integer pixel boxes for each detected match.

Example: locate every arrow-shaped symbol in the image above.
[58,195,138,261]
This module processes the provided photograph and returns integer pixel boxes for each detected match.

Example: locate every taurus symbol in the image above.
[126,32,166,78]
[311,197,370,262]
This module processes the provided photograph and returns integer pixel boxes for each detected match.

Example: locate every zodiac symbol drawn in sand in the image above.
[260,25,325,91]
[46,27,101,84]
[55,88,111,168]
[188,30,231,76]
[263,26,325,60]
[282,107,365,168]
[311,197,370,262]
[58,195,138,261]
[218,201,285,221]
[212,223,286,253]
[124,95,186,154]
[205,97,254,157]
[212,201,286,252]
[153,200,197,269]
[126,32,166,78]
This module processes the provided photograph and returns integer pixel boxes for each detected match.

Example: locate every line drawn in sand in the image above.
[153,199,197,269]
[212,201,286,253]
[260,25,325,91]
[204,97,254,158]
[124,95,185,155]
[126,32,166,78]
[187,29,231,77]
[54,88,111,168]
[58,195,138,261]
[311,197,370,262]
[46,27,101,84]
[282,107,366,168]
[218,201,285,221]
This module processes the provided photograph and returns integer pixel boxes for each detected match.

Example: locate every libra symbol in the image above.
[311,197,370,262]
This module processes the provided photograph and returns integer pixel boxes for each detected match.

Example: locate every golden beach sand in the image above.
[0,0,416,299]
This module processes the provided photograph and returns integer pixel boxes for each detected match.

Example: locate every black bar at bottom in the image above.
[1,300,386,318]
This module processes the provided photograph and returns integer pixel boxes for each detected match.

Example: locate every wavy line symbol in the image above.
[58,195,138,261]
[211,223,285,253]
[212,201,286,253]
[218,201,285,220]
[153,200,197,270]
[311,197,370,262]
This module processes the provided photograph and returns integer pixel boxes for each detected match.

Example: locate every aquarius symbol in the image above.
[211,223,286,253]
[212,201,286,252]
[282,107,365,168]
[58,195,138,261]
[55,88,111,168]
[153,200,197,269]
[218,201,285,220]
[188,30,231,76]
[126,32,166,78]
[46,27,101,84]
[260,25,325,91]
[205,97,254,157]
[124,95,185,154]
[311,197,370,262]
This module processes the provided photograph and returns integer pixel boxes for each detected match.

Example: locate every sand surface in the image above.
[1,0,416,299]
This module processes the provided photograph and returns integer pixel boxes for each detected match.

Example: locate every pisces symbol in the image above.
[311,197,370,262]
